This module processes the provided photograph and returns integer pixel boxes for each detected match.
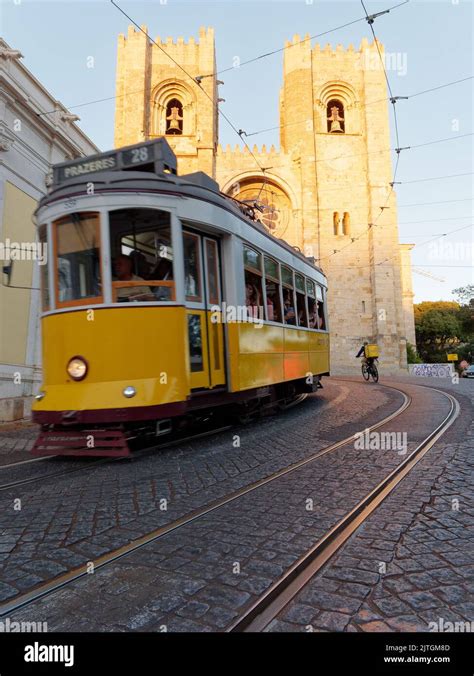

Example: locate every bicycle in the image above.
[361,358,379,383]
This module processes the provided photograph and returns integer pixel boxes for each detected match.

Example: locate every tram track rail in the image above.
[0,424,236,493]
[0,393,310,489]
[0,455,56,471]
[228,387,460,632]
[0,456,114,493]
[0,384,412,618]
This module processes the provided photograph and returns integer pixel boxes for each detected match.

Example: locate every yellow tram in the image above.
[32,139,329,456]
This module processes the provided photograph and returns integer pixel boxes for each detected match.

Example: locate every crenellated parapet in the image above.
[118,25,215,46]
[216,142,288,182]
[284,36,385,75]
[311,37,383,55]
[217,143,279,158]
[117,25,215,70]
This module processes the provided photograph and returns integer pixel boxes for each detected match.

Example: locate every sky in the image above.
[1,0,473,303]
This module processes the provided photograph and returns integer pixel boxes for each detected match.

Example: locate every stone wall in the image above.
[114,28,415,375]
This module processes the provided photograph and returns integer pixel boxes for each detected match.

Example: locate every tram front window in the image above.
[109,208,174,302]
[55,213,102,306]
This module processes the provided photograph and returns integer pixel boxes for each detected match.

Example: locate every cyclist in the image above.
[357,342,379,382]
[356,341,376,369]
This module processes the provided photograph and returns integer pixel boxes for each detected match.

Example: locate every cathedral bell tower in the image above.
[278,37,411,372]
[114,25,218,177]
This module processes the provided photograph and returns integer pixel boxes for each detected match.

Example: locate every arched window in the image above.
[327,99,345,133]
[333,211,340,235]
[165,98,183,135]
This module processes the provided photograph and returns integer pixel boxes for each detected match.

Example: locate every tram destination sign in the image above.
[52,138,177,187]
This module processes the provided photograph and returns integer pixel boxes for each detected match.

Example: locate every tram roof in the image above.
[39,166,326,279]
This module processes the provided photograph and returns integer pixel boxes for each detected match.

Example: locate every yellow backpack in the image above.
[364,344,379,358]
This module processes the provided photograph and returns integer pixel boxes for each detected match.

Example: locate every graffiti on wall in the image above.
[408,364,454,378]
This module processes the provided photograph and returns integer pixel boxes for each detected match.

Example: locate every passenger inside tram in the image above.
[245,280,261,318]
[244,270,263,319]
[296,295,308,327]
[129,250,150,279]
[109,208,175,302]
[113,254,154,302]
[317,300,326,330]
[283,289,296,325]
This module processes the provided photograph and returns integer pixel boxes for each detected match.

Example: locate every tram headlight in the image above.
[66,356,88,381]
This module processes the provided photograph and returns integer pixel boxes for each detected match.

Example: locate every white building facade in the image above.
[0,39,99,420]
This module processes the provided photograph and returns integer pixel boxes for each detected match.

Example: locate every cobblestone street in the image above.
[270,378,473,633]
[0,421,37,466]
[1,377,471,634]
[0,379,401,601]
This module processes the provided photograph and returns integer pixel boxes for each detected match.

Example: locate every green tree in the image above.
[414,301,463,363]
[413,300,459,322]
[406,342,422,364]
[457,304,474,341]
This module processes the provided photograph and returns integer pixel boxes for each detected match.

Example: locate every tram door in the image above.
[183,229,226,390]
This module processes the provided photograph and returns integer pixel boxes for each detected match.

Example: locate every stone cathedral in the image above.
[114,26,416,374]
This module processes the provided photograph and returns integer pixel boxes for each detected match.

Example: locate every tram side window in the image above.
[109,209,174,303]
[55,213,101,304]
[243,246,263,319]
[307,279,318,329]
[183,232,202,302]
[316,284,326,330]
[295,274,308,327]
[205,239,220,305]
[264,257,282,322]
[188,314,204,372]
[281,266,296,325]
